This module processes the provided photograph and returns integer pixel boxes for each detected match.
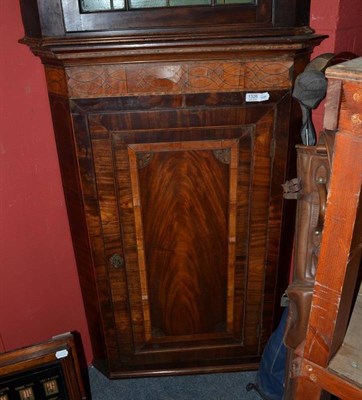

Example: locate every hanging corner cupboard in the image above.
[19,0,325,378]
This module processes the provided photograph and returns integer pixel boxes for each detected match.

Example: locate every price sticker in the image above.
[246,92,270,102]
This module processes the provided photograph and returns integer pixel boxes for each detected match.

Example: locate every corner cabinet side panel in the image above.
[261,91,293,345]
[48,95,109,366]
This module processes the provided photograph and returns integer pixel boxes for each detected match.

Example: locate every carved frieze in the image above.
[66,65,127,98]
[245,61,292,89]
[44,61,293,98]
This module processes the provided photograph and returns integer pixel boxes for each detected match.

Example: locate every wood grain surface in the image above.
[19,0,323,379]
[47,83,305,376]
[58,61,293,98]
[71,91,289,373]
[289,59,362,400]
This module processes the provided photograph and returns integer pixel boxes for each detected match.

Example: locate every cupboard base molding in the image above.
[93,358,260,379]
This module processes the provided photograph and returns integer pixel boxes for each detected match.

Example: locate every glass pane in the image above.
[81,0,111,11]
[129,0,212,6]
[114,0,125,7]
[81,0,253,12]
[170,0,211,5]
[81,0,125,11]
[129,0,167,8]
[216,0,254,3]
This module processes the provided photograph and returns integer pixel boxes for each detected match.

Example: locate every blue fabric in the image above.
[247,309,288,400]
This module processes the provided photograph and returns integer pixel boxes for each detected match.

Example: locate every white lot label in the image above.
[55,349,69,359]
[245,92,270,102]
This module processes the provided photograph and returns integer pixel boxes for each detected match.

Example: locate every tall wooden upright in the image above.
[288,58,362,399]
[19,0,324,378]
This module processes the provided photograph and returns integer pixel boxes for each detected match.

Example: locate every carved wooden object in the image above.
[284,132,334,350]
[288,58,362,400]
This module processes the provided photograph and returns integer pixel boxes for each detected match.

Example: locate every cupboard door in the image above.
[80,92,289,371]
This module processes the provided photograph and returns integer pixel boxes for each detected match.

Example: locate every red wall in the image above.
[335,0,362,55]
[0,1,361,364]
[310,0,362,132]
[0,1,92,360]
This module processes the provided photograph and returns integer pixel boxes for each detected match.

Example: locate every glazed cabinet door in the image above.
[70,91,291,374]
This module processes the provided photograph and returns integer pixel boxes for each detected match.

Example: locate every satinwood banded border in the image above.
[127,139,239,341]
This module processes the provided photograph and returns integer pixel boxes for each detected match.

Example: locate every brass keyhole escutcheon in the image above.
[109,253,124,269]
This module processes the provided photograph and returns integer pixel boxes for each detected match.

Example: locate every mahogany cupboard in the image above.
[19,0,324,378]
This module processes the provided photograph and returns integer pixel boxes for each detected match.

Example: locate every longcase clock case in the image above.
[19,0,324,378]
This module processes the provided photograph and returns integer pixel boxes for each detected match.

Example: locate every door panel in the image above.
[86,99,279,367]
[128,140,238,339]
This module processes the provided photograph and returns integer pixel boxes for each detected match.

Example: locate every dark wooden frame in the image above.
[0,334,87,400]
[20,0,312,39]
[62,1,269,33]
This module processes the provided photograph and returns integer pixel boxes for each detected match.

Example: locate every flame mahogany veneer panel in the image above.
[135,146,231,338]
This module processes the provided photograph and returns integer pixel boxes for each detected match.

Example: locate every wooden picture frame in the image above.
[0,333,87,400]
